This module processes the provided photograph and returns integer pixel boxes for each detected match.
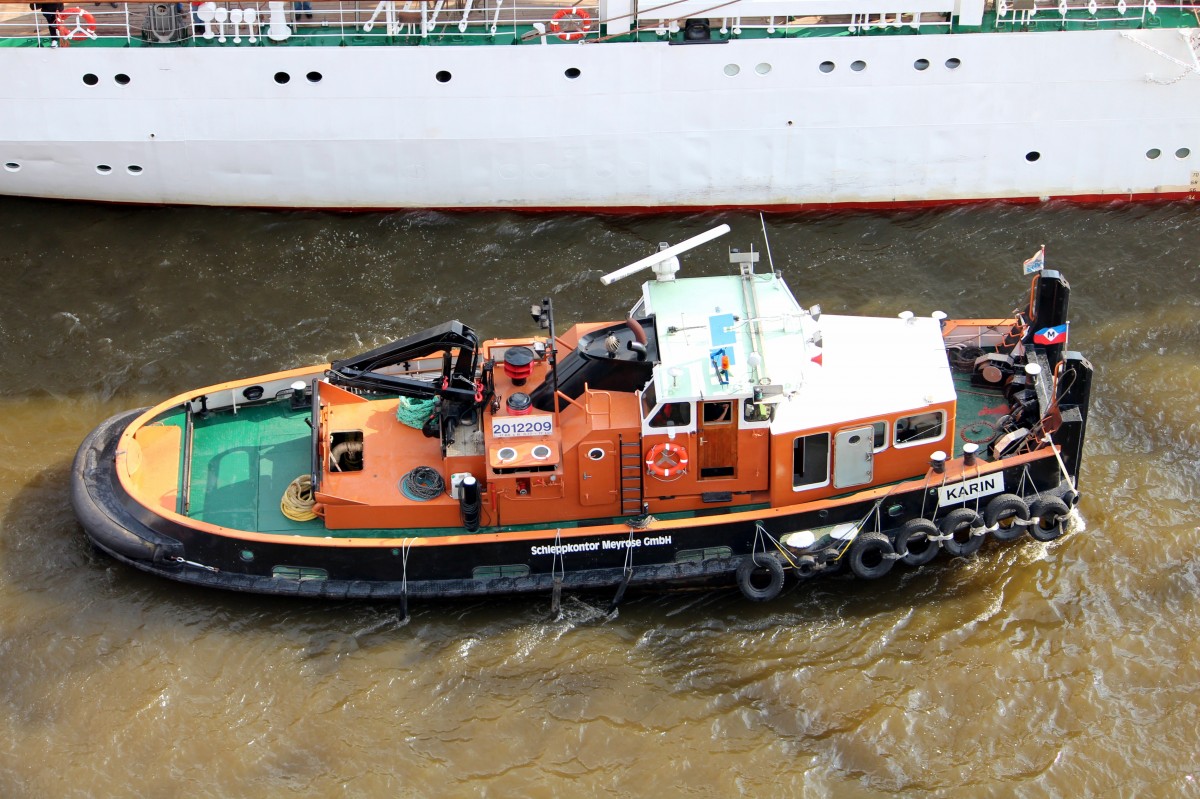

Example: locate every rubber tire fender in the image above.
[940,507,985,557]
[985,493,1030,543]
[848,532,896,580]
[1028,496,1069,542]
[895,518,939,566]
[793,554,819,579]
[736,553,785,602]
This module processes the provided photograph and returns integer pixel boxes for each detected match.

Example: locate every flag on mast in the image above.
[1023,245,1046,275]
[1033,323,1067,345]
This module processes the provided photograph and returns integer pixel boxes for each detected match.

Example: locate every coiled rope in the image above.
[281,474,317,521]
[396,396,436,430]
[400,466,444,501]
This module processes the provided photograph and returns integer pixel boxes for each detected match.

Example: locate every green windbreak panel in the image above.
[186,404,318,534]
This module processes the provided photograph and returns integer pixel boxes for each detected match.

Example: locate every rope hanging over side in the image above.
[281,474,318,521]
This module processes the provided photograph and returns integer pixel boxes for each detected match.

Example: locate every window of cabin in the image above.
[872,421,888,452]
[743,397,775,423]
[640,383,657,419]
[649,402,691,428]
[894,411,945,447]
[792,433,830,489]
[702,401,733,424]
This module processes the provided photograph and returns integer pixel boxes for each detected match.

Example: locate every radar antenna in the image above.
[600,224,731,286]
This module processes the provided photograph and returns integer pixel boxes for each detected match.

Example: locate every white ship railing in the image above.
[0,0,1196,45]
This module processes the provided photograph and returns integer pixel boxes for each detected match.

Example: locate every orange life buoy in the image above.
[549,7,591,41]
[56,7,97,43]
[645,441,689,479]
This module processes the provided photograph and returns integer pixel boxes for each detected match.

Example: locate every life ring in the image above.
[895,518,939,566]
[985,493,1029,542]
[1028,496,1069,542]
[940,507,985,557]
[735,553,784,602]
[56,7,97,42]
[549,6,591,41]
[645,441,689,479]
[848,532,896,580]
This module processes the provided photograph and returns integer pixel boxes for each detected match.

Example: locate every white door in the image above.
[834,426,874,488]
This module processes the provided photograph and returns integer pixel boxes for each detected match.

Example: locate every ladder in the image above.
[618,435,644,516]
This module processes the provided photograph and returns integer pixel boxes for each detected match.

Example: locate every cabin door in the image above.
[833,426,874,488]
[698,400,738,479]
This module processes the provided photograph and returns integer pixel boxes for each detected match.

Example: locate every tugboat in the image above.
[72,226,1092,607]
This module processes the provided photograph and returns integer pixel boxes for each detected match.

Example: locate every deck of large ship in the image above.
[0,0,1195,48]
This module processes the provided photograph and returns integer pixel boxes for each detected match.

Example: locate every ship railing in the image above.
[0,0,1195,44]
[991,0,1200,29]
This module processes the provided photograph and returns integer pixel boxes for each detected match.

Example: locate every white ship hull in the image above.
[2,26,1198,209]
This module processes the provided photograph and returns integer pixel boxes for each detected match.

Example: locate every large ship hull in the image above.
[3,28,1199,209]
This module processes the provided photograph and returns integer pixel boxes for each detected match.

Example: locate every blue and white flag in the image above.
[1023,246,1045,275]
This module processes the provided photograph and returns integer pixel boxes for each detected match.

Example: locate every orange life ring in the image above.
[549,7,591,41]
[56,7,97,42]
[645,441,689,479]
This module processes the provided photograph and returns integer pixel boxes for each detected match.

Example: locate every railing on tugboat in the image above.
[0,0,1196,48]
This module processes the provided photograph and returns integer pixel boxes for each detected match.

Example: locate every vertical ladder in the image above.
[618,435,644,516]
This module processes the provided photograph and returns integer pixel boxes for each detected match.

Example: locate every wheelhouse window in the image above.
[744,398,775,423]
[894,411,945,447]
[872,421,888,452]
[650,402,691,428]
[702,401,733,424]
[792,433,830,489]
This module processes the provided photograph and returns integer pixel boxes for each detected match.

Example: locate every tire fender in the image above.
[985,493,1030,542]
[848,532,896,580]
[895,518,939,566]
[940,507,985,557]
[736,553,785,602]
[1028,496,1069,542]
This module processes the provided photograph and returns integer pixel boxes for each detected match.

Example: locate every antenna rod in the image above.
[759,212,775,273]
[600,224,731,285]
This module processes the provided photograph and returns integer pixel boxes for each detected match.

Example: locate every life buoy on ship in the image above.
[56,7,97,42]
[549,7,591,40]
[645,441,689,479]
[736,553,784,602]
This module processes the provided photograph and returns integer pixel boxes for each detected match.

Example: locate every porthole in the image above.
[114,73,130,85]
[497,446,517,463]
[435,70,452,83]
[755,62,771,75]
[126,165,143,175]
[242,385,264,401]
[3,162,19,172]
[914,58,930,71]
[82,73,98,86]
[586,447,605,461]
[1175,147,1190,159]
[96,164,112,174]
[531,445,552,461]
[850,60,866,72]
[723,64,740,76]
[564,67,581,79]
[945,57,961,69]
[240,550,255,562]
[819,60,835,73]
[1146,148,1162,160]
[1026,151,1041,162]
[274,72,290,84]
[306,71,322,83]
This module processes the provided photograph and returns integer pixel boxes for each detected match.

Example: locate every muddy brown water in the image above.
[1,198,1198,797]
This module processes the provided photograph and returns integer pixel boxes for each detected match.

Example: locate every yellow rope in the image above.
[281,474,317,522]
